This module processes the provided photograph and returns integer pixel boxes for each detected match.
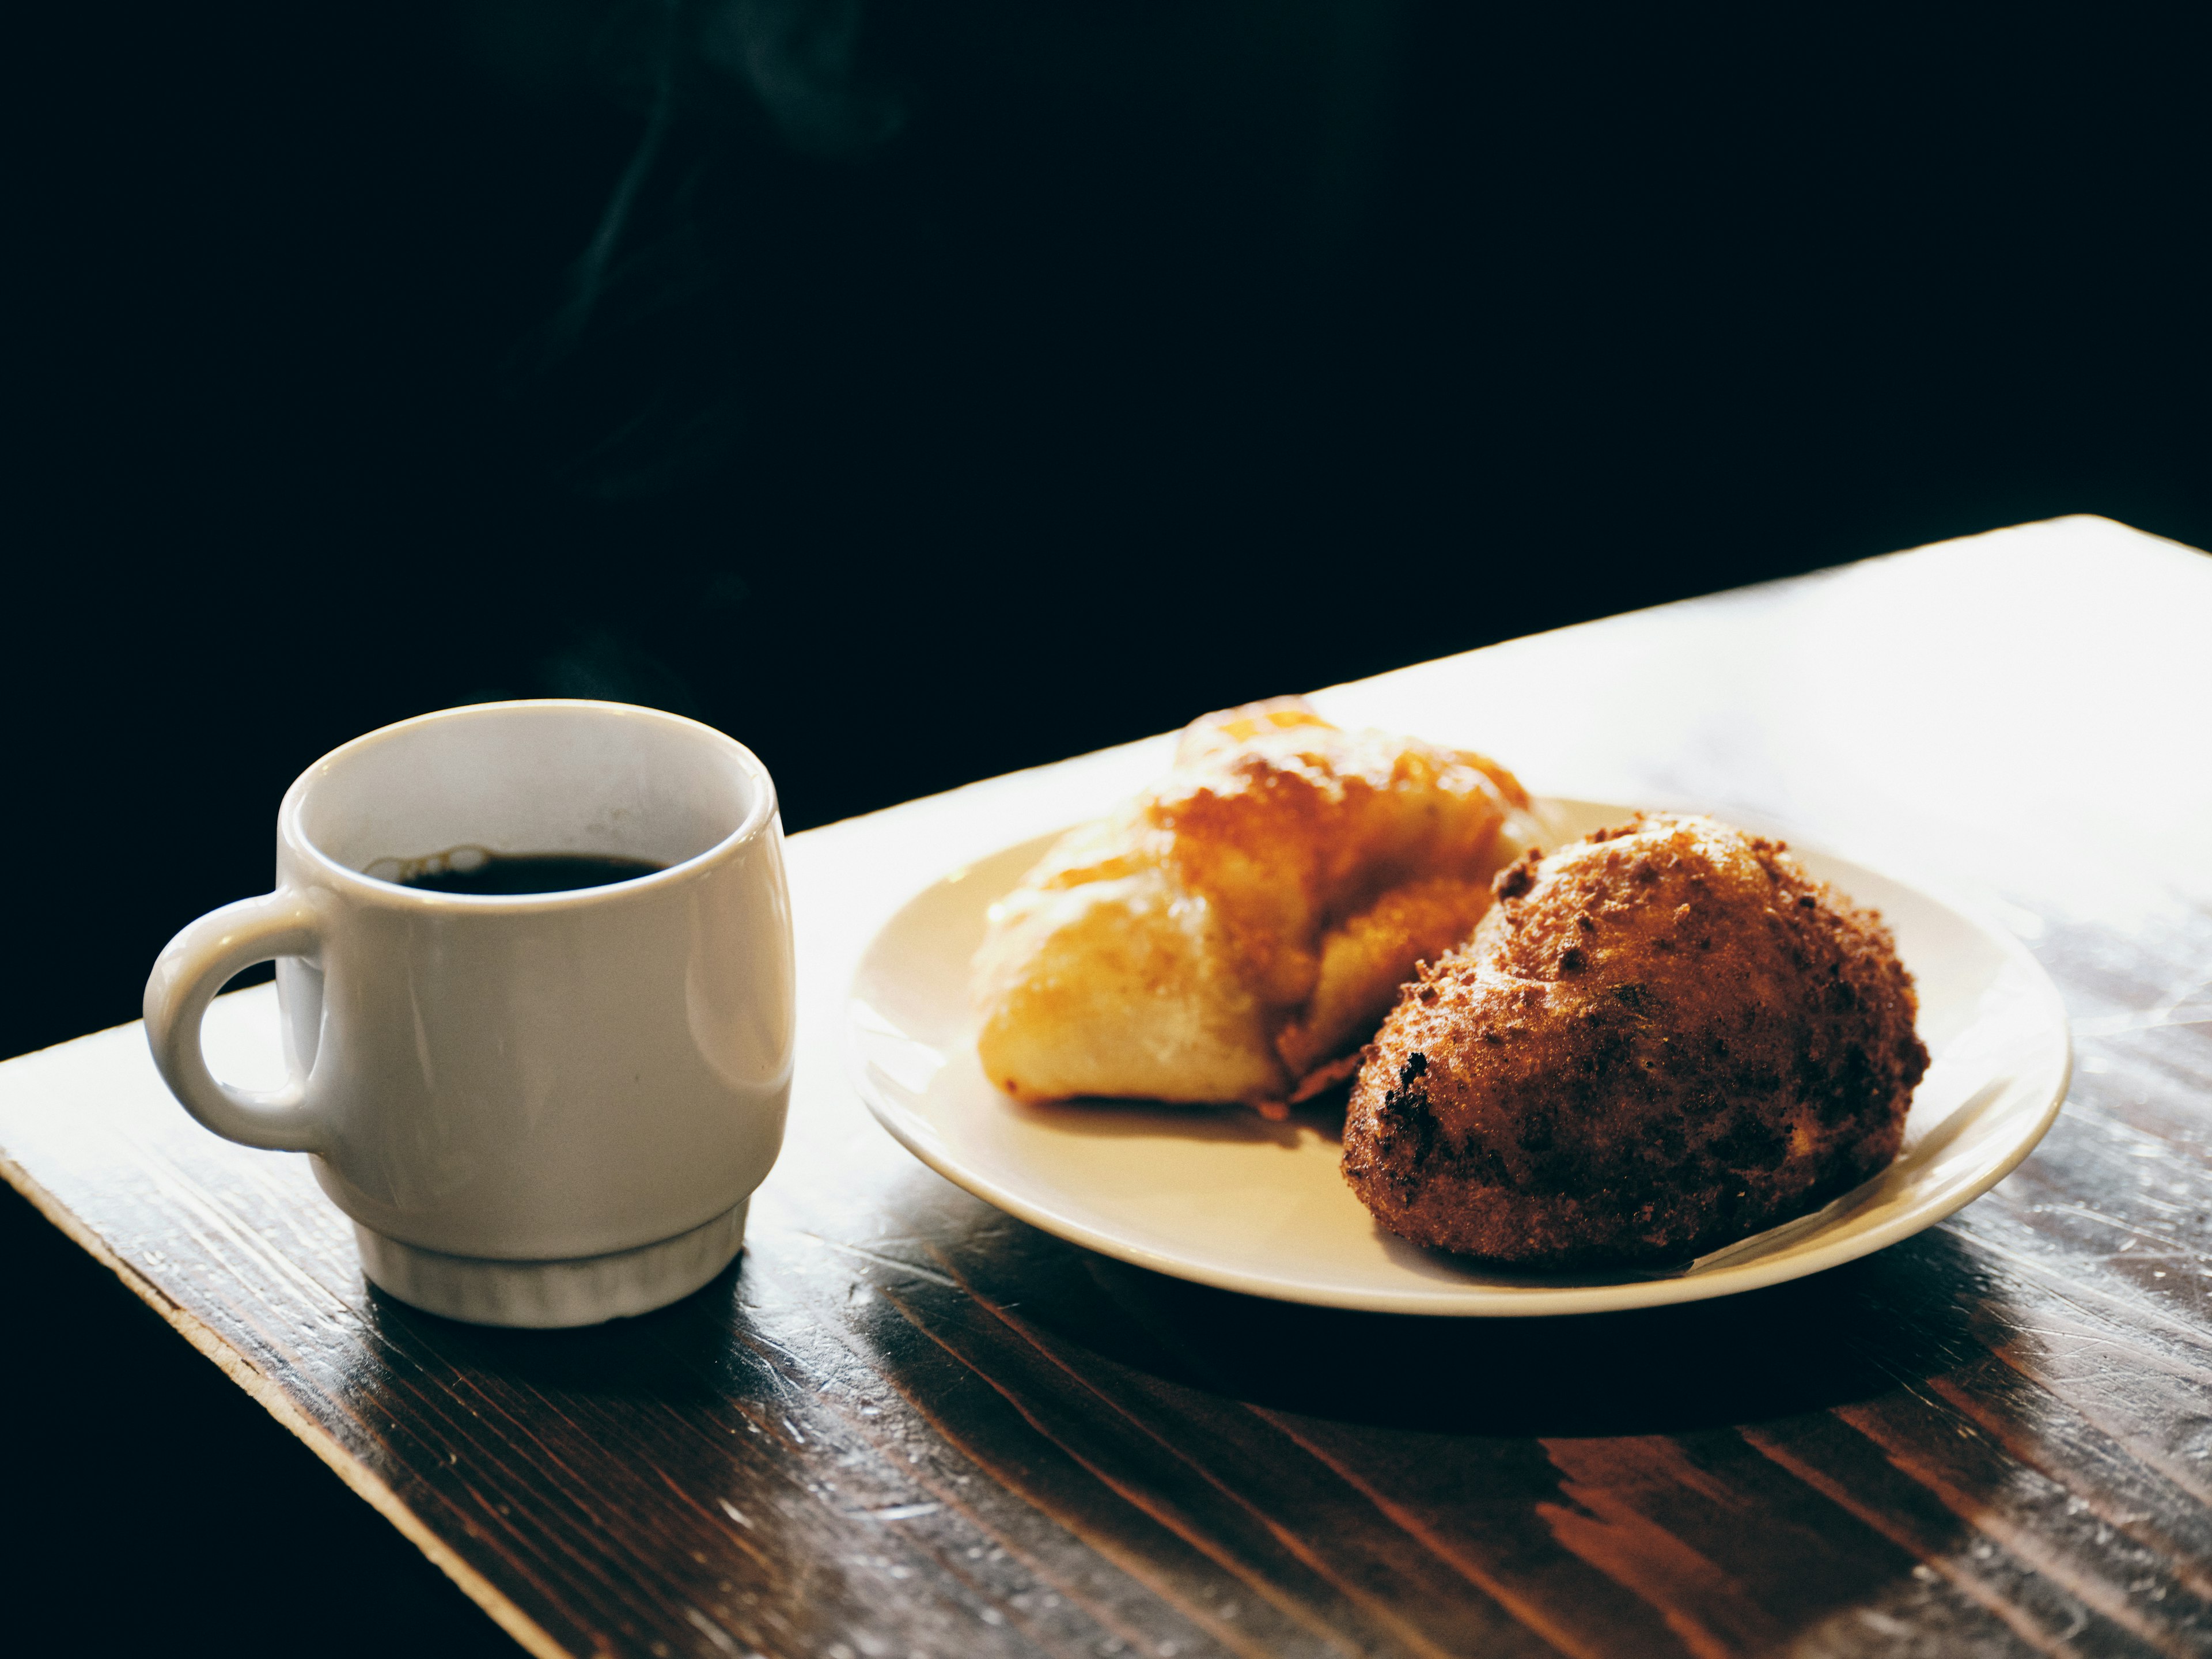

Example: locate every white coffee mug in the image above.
[143,700,795,1328]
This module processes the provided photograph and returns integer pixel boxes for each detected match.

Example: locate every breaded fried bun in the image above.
[1342,814,1929,1265]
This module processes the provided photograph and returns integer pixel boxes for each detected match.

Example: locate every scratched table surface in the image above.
[6,515,2211,1659]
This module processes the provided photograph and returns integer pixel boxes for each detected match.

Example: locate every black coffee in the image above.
[396,853,667,896]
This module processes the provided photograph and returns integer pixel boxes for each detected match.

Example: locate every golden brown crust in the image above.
[1341,813,1930,1264]
[974,698,1540,1107]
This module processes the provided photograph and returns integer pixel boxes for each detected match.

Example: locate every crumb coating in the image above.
[1342,814,1929,1265]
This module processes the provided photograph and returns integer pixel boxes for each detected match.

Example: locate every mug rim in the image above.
[277,699,779,911]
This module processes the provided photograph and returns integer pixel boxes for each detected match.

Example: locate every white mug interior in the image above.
[296,700,767,882]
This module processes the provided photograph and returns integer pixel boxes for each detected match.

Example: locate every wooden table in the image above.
[6,515,2210,1658]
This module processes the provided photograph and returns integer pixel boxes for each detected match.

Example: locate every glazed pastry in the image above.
[973,698,1542,1113]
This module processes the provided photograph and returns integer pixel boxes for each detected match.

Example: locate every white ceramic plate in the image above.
[843,801,2071,1316]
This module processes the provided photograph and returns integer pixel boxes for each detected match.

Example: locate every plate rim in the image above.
[842,801,2073,1316]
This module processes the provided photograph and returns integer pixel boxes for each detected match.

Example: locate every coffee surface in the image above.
[395,854,666,896]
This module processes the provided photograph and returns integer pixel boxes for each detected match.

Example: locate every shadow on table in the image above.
[1043,1227,1987,1439]
[352,1165,1988,1443]
[358,1253,772,1408]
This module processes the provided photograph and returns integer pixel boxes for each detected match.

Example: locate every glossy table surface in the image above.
[5,514,2210,1658]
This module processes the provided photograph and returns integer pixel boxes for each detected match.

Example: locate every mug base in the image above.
[354,1200,749,1328]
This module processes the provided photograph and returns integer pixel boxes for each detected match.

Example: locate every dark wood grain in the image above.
[5,518,2209,1657]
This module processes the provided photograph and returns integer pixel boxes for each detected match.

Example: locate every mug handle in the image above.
[143,892,327,1153]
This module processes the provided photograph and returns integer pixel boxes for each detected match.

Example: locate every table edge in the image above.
[0,1145,569,1659]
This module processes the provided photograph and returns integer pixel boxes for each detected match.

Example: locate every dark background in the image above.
[4,1,2207,1650]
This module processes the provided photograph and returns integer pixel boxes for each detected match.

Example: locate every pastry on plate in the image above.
[1342,813,1929,1264]
[972,698,1543,1114]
